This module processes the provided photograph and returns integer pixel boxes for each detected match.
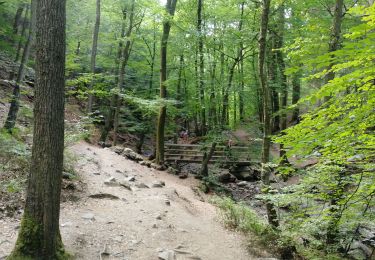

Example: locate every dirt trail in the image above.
[1,141,260,260]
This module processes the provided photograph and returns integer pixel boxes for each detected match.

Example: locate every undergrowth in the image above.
[212,196,345,260]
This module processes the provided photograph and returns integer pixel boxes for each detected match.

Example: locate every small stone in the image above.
[120,181,132,190]
[82,213,95,220]
[93,172,101,175]
[152,181,166,188]
[237,181,248,187]
[104,177,119,186]
[136,183,149,189]
[89,193,119,200]
[165,199,171,206]
[156,214,163,220]
[158,250,176,260]
[126,176,136,182]
[179,173,188,179]
[152,223,158,228]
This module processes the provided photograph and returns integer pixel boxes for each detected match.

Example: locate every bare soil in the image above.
[0,141,272,260]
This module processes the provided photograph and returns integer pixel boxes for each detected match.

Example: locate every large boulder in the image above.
[122,148,143,162]
[229,165,261,181]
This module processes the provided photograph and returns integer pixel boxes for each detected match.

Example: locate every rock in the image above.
[230,164,261,181]
[156,214,163,220]
[158,250,176,260]
[152,181,165,188]
[110,146,124,154]
[348,248,367,260]
[139,160,151,167]
[165,199,171,206]
[93,172,101,175]
[350,241,373,258]
[151,163,167,171]
[104,177,119,186]
[237,181,248,187]
[347,154,365,162]
[178,173,188,179]
[311,151,322,157]
[89,193,120,200]
[167,167,179,175]
[218,173,236,183]
[126,176,136,182]
[62,172,75,179]
[122,148,143,162]
[136,183,149,189]
[119,181,132,191]
[82,213,95,220]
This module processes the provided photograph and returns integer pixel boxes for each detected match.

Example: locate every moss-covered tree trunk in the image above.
[155,0,177,165]
[258,0,279,228]
[9,0,67,258]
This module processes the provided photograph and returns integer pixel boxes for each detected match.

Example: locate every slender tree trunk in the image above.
[13,5,24,36]
[209,47,217,127]
[276,4,289,164]
[200,142,217,176]
[197,0,206,135]
[291,73,301,123]
[324,0,344,98]
[113,0,136,146]
[14,5,30,63]
[100,8,127,144]
[87,0,101,113]
[258,0,279,228]
[4,1,35,132]
[238,2,245,122]
[268,32,280,133]
[9,0,67,258]
[156,0,178,164]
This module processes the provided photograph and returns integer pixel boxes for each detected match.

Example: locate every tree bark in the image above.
[14,4,30,63]
[324,0,344,99]
[87,0,101,113]
[258,0,279,228]
[9,0,67,258]
[156,0,178,165]
[4,0,35,132]
[275,4,289,164]
[197,0,206,135]
[291,73,301,123]
[113,0,137,146]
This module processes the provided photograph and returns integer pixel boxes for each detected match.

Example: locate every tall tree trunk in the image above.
[258,0,279,228]
[100,7,127,144]
[87,0,101,113]
[268,32,280,133]
[9,0,67,258]
[276,4,289,164]
[113,0,137,146]
[238,2,245,122]
[209,46,217,127]
[291,73,301,123]
[324,0,344,98]
[14,4,30,63]
[12,4,25,49]
[197,0,206,135]
[156,0,178,165]
[4,1,35,132]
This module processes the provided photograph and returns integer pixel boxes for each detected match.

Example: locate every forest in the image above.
[0,0,374,259]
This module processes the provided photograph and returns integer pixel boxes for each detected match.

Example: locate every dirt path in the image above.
[1,142,260,260]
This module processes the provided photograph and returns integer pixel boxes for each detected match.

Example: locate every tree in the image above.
[3,0,35,132]
[8,0,67,258]
[258,0,279,228]
[87,0,101,113]
[155,0,177,165]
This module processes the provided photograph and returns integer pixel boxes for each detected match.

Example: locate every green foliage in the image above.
[273,4,375,257]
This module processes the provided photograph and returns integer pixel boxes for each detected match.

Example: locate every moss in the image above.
[7,214,71,260]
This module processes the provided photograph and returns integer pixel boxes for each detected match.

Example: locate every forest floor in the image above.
[0,141,275,260]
